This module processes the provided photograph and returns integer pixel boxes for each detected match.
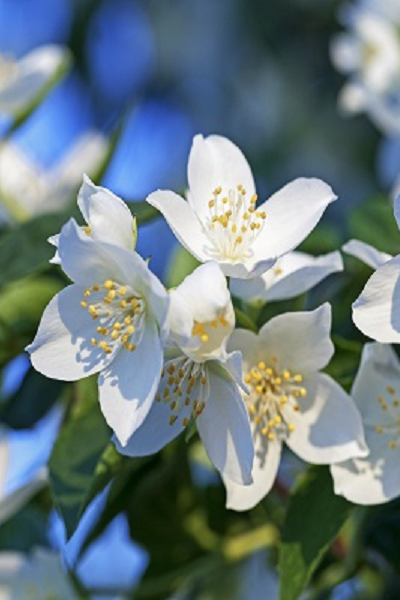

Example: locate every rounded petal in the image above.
[252,178,337,261]
[196,367,254,485]
[187,134,256,222]
[257,303,334,373]
[231,251,343,302]
[27,285,114,381]
[227,329,260,375]
[284,373,367,464]
[98,319,163,446]
[147,190,210,263]
[331,427,400,505]
[342,239,392,270]
[78,175,135,251]
[225,433,281,511]
[352,254,400,342]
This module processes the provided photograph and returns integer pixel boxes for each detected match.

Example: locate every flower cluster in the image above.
[28,133,389,508]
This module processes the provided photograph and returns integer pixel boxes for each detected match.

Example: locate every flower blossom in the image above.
[27,218,169,446]
[115,262,254,485]
[331,343,400,504]
[0,137,109,222]
[230,250,343,303]
[0,45,70,120]
[147,134,337,279]
[352,195,400,342]
[224,304,367,511]
[331,1,400,135]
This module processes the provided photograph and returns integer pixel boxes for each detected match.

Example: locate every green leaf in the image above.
[165,245,200,288]
[0,211,75,286]
[278,466,351,600]
[0,367,65,429]
[49,393,112,540]
[347,195,400,255]
[234,307,257,332]
[0,276,63,364]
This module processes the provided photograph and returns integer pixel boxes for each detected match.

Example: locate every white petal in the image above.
[27,285,113,380]
[196,366,254,485]
[187,134,256,222]
[257,303,334,373]
[225,433,281,511]
[98,319,163,446]
[78,175,135,251]
[55,133,108,190]
[219,351,248,393]
[331,426,400,504]
[0,45,70,116]
[342,239,392,269]
[113,374,195,457]
[220,256,277,280]
[352,254,400,342]
[330,33,361,73]
[147,190,210,262]
[251,178,337,260]
[285,373,367,464]
[351,343,400,427]
[231,251,343,302]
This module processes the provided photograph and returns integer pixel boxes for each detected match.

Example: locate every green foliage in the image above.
[278,466,352,600]
[49,378,112,540]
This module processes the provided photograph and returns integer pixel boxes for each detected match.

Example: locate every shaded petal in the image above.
[252,178,337,260]
[78,175,135,251]
[257,303,334,373]
[98,319,163,446]
[218,351,248,393]
[196,367,254,485]
[352,254,400,342]
[285,373,367,464]
[56,134,108,190]
[220,256,277,280]
[225,433,281,511]
[187,134,256,222]
[147,190,210,262]
[114,375,195,457]
[331,426,400,504]
[342,239,392,270]
[351,343,400,427]
[231,250,343,302]
[27,285,114,381]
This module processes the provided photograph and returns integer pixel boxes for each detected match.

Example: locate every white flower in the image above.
[352,195,400,342]
[0,136,109,223]
[114,262,255,485]
[0,45,70,119]
[331,343,400,504]
[224,304,367,511]
[230,250,343,303]
[49,174,136,263]
[342,238,392,270]
[0,548,77,599]
[27,219,169,446]
[331,3,400,134]
[147,134,337,279]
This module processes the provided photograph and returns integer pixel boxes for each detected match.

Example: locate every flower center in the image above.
[244,358,307,441]
[374,384,400,450]
[204,184,267,261]
[80,279,144,355]
[156,355,208,427]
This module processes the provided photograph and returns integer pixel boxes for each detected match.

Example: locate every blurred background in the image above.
[0,1,399,598]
